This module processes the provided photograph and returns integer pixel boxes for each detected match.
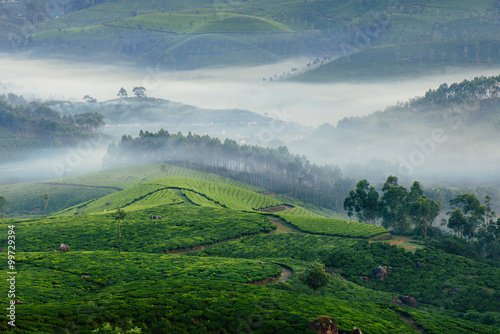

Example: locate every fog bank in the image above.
[2,55,500,127]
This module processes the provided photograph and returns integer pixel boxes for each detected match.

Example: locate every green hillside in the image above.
[30,10,295,68]
[0,163,268,217]
[11,0,498,73]
[1,163,499,333]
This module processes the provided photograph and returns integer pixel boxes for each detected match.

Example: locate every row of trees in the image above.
[117,87,147,98]
[344,176,500,262]
[0,98,104,143]
[406,75,500,108]
[104,129,354,211]
[344,176,440,238]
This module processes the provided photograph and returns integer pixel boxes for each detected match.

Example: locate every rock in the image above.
[308,315,339,334]
[258,261,265,264]
[81,275,90,278]
[325,268,333,274]
[373,266,388,280]
[392,296,403,307]
[59,244,70,252]
[415,261,425,269]
[351,327,362,334]
[399,295,418,307]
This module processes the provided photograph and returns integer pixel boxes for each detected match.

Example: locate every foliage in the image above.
[297,260,331,296]
[343,179,380,224]
[132,87,146,98]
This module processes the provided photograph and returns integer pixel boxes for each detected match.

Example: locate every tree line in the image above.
[403,75,500,108]
[104,129,355,212]
[0,97,104,145]
[345,176,500,263]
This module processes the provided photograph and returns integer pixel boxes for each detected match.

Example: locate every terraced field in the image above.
[277,214,388,238]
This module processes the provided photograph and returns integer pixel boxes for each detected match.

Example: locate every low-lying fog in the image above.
[1,55,500,185]
[2,55,500,127]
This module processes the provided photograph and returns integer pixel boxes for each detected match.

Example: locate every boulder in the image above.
[59,244,70,252]
[351,327,362,334]
[308,315,338,334]
[392,296,403,307]
[373,266,388,280]
[399,295,418,307]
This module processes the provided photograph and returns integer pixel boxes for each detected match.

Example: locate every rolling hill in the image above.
[0,162,499,333]
[2,0,498,75]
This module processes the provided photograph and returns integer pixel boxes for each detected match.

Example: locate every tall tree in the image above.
[343,179,379,224]
[408,196,440,239]
[447,194,486,240]
[380,176,409,231]
[117,87,128,98]
[132,87,147,98]
[112,208,127,253]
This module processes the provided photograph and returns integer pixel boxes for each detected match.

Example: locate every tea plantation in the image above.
[1,164,499,333]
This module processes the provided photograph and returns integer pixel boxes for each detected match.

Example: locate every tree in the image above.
[298,260,331,296]
[0,195,8,220]
[343,179,379,224]
[83,95,97,103]
[447,194,486,240]
[132,87,147,98]
[117,87,128,98]
[408,196,440,239]
[380,176,409,231]
[40,193,50,217]
[406,181,440,239]
[160,163,167,176]
[112,208,127,253]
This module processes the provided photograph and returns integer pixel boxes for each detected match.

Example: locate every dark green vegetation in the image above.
[344,176,500,264]
[0,96,104,162]
[1,163,499,333]
[2,0,498,76]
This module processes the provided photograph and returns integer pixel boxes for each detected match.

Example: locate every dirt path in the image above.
[279,268,293,283]
[389,236,409,245]
[269,219,295,233]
